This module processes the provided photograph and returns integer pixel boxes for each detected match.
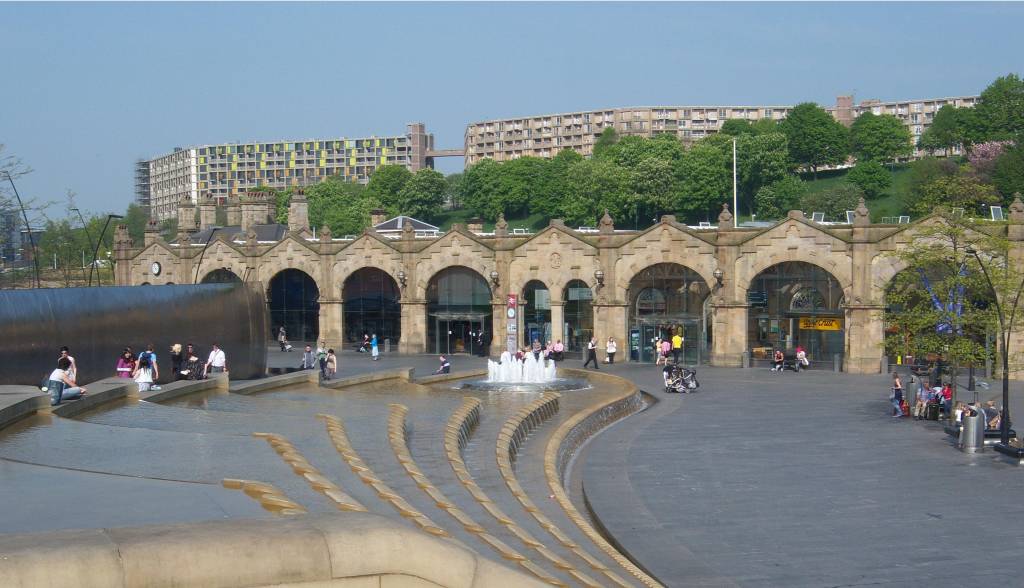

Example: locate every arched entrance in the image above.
[426,266,492,355]
[343,268,401,347]
[562,279,593,359]
[267,269,319,344]
[627,263,710,363]
[522,280,551,348]
[201,268,242,283]
[747,262,844,364]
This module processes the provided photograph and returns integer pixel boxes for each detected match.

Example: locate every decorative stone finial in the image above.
[402,221,414,241]
[718,203,733,225]
[854,197,870,227]
[661,214,677,224]
[1009,193,1024,223]
[495,212,508,237]
[319,224,331,241]
[599,209,614,234]
[787,210,806,220]
[245,229,258,248]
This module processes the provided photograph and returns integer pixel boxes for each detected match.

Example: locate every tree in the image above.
[460,159,503,220]
[907,156,959,206]
[592,127,619,159]
[305,176,380,236]
[394,168,447,222]
[607,134,684,169]
[800,183,864,220]
[444,173,463,209]
[992,146,1024,201]
[846,160,892,199]
[908,173,1000,216]
[967,141,1011,184]
[720,119,755,136]
[778,102,849,179]
[677,142,730,221]
[366,165,413,209]
[630,156,680,221]
[917,105,970,155]
[560,158,631,227]
[971,73,1024,143]
[849,112,913,163]
[753,176,807,220]
[700,132,790,217]
[122,203,150,245]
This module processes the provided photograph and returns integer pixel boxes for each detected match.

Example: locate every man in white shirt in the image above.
[204,343,228,378]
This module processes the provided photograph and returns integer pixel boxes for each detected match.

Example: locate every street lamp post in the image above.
[966,246,1024,448]
[88,214,124,287]
[69,207,95,284]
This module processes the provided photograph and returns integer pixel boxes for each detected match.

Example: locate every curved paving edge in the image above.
[0,511,541,587]
[544,369,662,588]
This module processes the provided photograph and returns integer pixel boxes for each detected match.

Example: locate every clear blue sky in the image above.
[1,1,1021,215]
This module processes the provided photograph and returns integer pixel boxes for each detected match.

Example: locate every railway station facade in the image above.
[113,192,1024,375]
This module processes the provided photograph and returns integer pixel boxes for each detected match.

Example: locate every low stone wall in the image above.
[320,368,414,390]
[0,386,49,430]
[51,378,137,419]
[0,512,540,588]
[413,368,486,386]
[142,374,228,403]
[230,369,319,395]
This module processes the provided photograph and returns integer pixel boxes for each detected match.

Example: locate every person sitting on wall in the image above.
[46,357,87,406]
[795,346,809,371]
[434,355,451,375]
[553,340,564,362]
[772,349,785,372]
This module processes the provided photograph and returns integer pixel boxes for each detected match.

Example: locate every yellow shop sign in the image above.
[799,317,842,331]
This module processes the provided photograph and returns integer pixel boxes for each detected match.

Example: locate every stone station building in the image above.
[113,192,1024,375]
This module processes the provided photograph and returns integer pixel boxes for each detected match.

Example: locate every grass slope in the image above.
[801,165,912,222]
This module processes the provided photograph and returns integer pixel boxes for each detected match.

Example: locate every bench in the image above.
[944,421,1016,446]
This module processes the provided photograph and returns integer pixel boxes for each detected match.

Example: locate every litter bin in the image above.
[959,408,985,453]
[926,403,940,421]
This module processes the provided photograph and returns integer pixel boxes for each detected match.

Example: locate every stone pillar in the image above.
[144,219,161,247]
[710,303,747,367]
[467,218,483,234]
[550,301,564,346]
[493,301,509,357]
[593,302,627,361]
[198,194,217,230]
[845,304,886,374]
[400,301,427,354]
[226,196,242,227]
[288,189,310,234]
[371,209,387,227]
[319,300,343,348]
[177,200,197,233]
[113,224,133,285]
[240,192,259,234]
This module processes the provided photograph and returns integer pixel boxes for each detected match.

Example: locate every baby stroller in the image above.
[663,364,700,393]
[282,340,293,352]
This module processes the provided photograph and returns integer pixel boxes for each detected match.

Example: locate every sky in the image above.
[1,1,1022,216]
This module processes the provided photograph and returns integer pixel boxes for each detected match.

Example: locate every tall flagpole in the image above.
[732,138,738,228]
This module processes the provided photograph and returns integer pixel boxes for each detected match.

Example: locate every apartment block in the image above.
[464,105,792,164]
[140,123,434,221]
[466,94,980,164]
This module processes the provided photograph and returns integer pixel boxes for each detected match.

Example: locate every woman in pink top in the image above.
[115,349,136,379]
[661,338,672,363]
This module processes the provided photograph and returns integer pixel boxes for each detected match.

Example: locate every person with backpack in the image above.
[138,344,159,382]
[890,372,905,418]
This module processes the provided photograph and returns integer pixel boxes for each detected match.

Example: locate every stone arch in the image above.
[414,249,496,302]
[342,267,402,346]
[425,265,493,355]
[200,268,243,284]
[625,262,712,363]
[521,279,552,347]
[737,251,853,300]
[267,268,320,344]
[614,225,719,295]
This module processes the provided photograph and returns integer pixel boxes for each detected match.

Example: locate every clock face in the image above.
[151,262,161,276]
[506,307,515,319]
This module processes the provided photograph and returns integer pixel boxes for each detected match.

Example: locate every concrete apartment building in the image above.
[139,123,437,221]
[465,94,980,164]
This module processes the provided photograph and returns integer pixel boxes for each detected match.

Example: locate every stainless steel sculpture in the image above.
[0,282,268,385]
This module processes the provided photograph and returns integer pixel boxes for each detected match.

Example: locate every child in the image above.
[325,349,337,380]
[434,355,451,375]
[133,356,155,393]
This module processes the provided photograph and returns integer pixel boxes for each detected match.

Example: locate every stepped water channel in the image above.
[0,363,654,587]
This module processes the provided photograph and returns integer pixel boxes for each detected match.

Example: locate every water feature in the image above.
[460,351,586,392]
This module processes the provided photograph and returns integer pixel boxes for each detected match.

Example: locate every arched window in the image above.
[627,263,710,363]
[201,268,241,284]
[563,280,593,358]
[522,280,551,348]
[426,267,492,355]
[268,269,319,344]
[343,268,401,346]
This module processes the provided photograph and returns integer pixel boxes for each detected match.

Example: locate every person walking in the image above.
[301,345,317,370]
[654,337,664,366]
[278,327,288,352]
[583,337,599,369]
[325,349,337,380]
[671,330,683,365]
[115,349,135,379]
[204,343,228,377]
[661,338,672,365]
[371,333,379,361]
[605,337,617,364]
[890,372,905,418]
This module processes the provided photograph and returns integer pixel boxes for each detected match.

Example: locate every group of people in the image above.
[355,333,381,360]
[889,372,1003,430]
[301,343,337,380]
[653,332,685,366]
[115,342,228,392]
[583,336,618,369]
[771,346,811,372]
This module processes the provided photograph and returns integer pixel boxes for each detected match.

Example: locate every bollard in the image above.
[881,355,889,375]
[384,339,391,354]
[741,351,750,369]
[833,353,842,373]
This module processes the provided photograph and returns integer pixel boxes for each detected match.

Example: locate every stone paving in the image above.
[580,362,1024,588]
